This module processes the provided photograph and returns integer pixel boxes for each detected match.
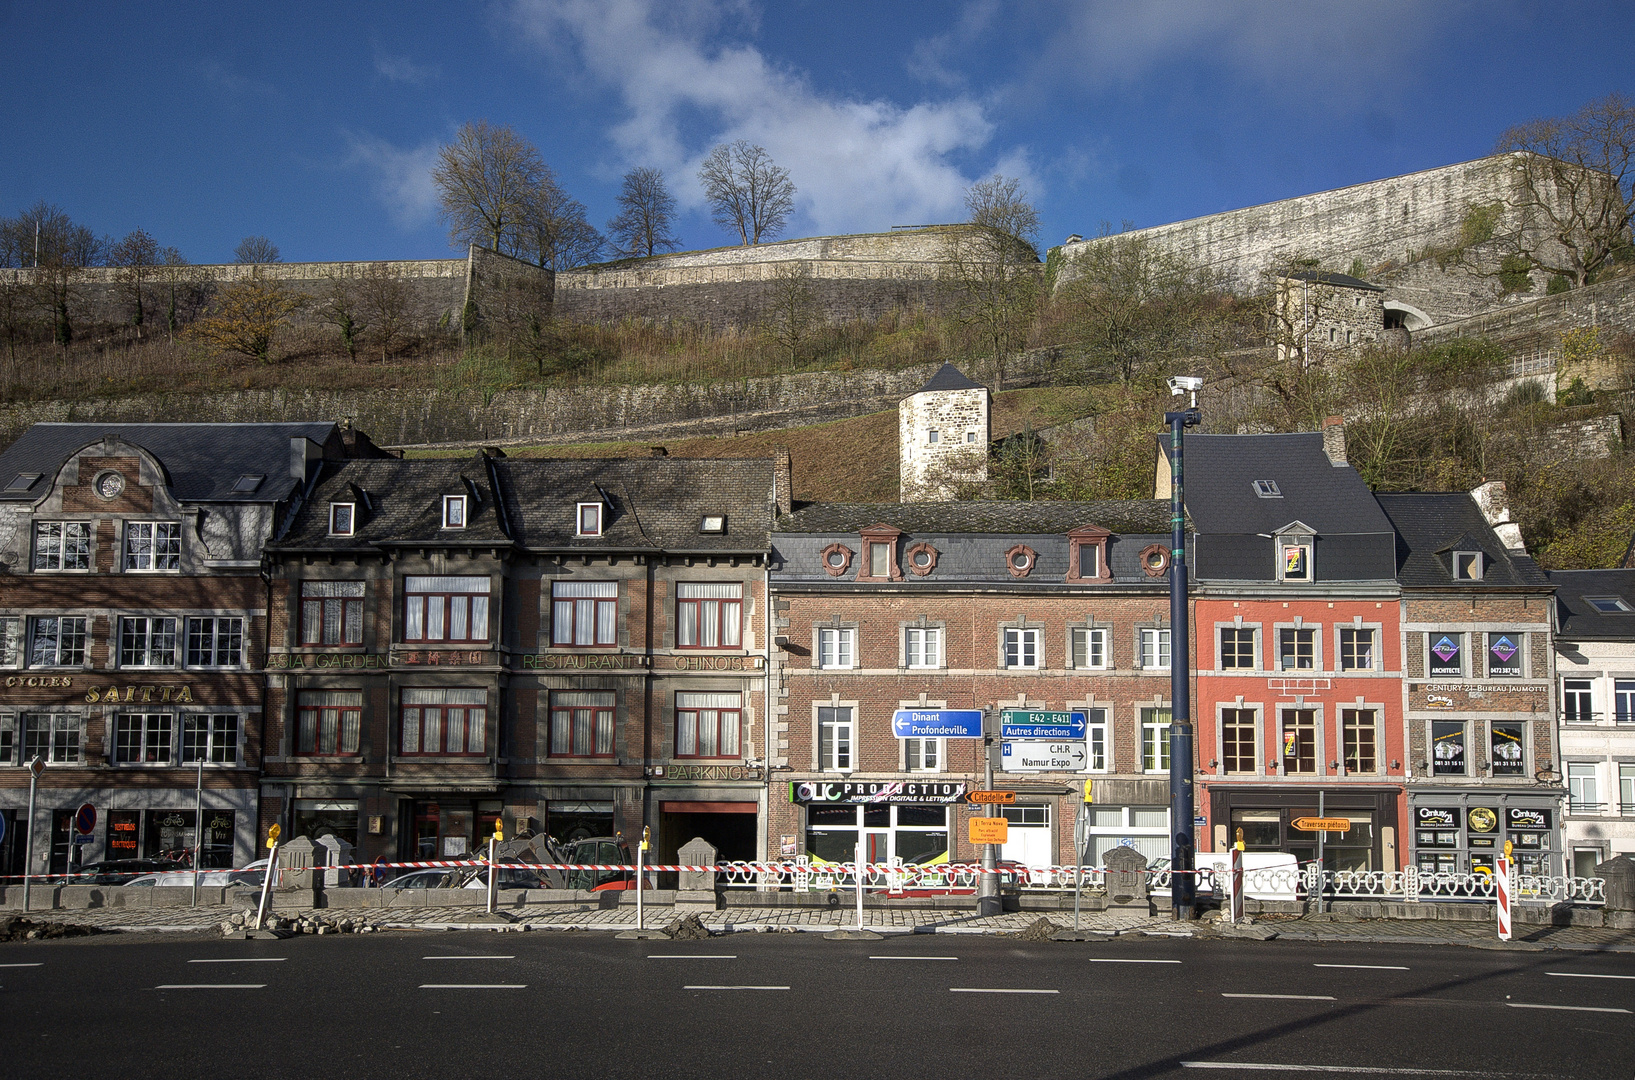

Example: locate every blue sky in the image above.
[1,0,1630,264]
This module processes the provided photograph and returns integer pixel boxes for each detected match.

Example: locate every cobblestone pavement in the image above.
[9,902,1634,952]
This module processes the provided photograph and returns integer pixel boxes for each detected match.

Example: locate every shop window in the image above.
[1339,627,1374,671]
[295,690,362,756]
[119,616,177,668]
[1005,627,1042,669]
[1139,628,1170,670]
[1220,627,1255,670]
[1278,628,1315,671]
[301,581,365,646]
[28,616,86,667]
[1562,679,1594,722]
[186,617,243,668]
[116,713,173,764]
[403,576,490,644]
[292,800,359,849]
[400,688,487,756]
[552,581,618,646]
[804,804,948,866]
[1341,708,1377,773]
[549,690,615,757]
[1486,633,1522,678]
[1428,633,1464,678]
[576,502,603,537]
[1431,720,1467,775]
[1141,707,1171,773]
[182,714,239,765]
[1084,806,1170,864]
[676,583,742,648]
[328,502,355,537]
[1567,763,1601,813]
[1084,707,1109,772]
[1280,708,1317,774]
[904,737,942,772]
[442,495,468,530]
[1614,680,1635,723]
[0,617,19,668]
[818,706,853,772]
[33,522,91,571]
[1221,708,1257,775]
[23,713,80,763]
[818,627,855,669]
[1072,627,1108,669]
[123,521,181,571]
[905,626,942,669]
[1620,764,1635,814]
[1490,722,1525,776]
[0,712,12,764]
[676,692,741,759]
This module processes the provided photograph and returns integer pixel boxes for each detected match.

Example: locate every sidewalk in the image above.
[12,902,1635,952]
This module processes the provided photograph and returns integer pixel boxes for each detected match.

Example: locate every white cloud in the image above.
[509,0,1012,237]
[907,0,1001,88]
[372,46,439,85]
[343,133,442,230]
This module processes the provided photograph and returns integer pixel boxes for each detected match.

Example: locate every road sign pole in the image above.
[855,835,865,932]
[22,757,42,912]
[978,714,1000,918]
[636,826,649,931]
[1166,399,1201,920]
[191,759,204,908]
[1496,851,1512,941]
[255,827,281,931]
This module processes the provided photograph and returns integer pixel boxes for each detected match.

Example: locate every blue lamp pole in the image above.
[1165,376,1202,920]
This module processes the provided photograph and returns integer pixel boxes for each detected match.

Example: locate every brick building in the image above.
[767,500,1179,871]
[0,422,358,878]
[260,454,778,866]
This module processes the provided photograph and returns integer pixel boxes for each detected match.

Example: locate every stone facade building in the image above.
[898,363,990,502]
[1273,271,1388,364]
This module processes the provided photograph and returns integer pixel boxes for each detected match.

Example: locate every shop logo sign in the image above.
[1416,807,1457,827]
[1431,636,1460,662]
[1489,636,1517,662]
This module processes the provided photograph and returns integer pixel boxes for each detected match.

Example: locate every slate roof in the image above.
[913,363,985,394]
[273,456,509,550]
[1171,433,1392,537]
[1547,569,1635,640]
[0,422,337,504]
[1281,269,1384,293]
[776,500,1173,535]
[1374,492,1551,589]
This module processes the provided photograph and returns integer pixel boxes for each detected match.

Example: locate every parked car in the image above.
[462,860,547,891]
[54,859,172,886]
[384,868,466,889]
[123,869,262,888]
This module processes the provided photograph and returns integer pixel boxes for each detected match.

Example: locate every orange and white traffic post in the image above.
[1496,841,1513,941]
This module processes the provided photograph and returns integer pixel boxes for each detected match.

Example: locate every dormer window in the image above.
[577,502,603,537]
[1005,544,1037,579]
[443,495,468,530]
[1275,527,1314,583]
[1066,525,1112,584]
[699,515,726,534]
[1252,480,1282,498]
[856,525,902,582]
[1452,550,1483,581]
[328,502,356,537]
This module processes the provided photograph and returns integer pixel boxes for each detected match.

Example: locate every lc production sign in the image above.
[1002,741,1088,771]
[999,710,1087,740]
[891,709,984,739]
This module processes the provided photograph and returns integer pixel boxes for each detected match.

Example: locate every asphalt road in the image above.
[1,929,1631,1080]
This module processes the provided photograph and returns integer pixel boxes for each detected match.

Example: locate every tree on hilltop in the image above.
[234,235,281,264]
[699,140,795,246]
[110,228,160,334]
[521,178,605,271]
[2,201,105,347]
[188,268,303,363]
[1492,92,1635,289]
[942,174,1042,389]
[608,166,681,258]
[433,120,546,255]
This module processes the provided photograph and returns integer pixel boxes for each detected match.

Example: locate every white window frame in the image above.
[904,736,943,773]
[817,626,856,670]
[1562,678,1595,722]
[0,616,21,669]
[185,616,244,668]
[818,705,854,772]
[442,495,468,530]
[26,615,85,668]
[122,521,181,572]
[119,616,178,669]
[1004,627,1041,670]
[905,625,942,670]
[1071,626,1109,670]
[576,502,603,537]
[23,712,81,764]
[1567,762,1601,813]
[33,521,92,571]
[1141,707,1172,773]
[328,502,355,537]
[1083,706,1110,773]
[1139,628,1171,671]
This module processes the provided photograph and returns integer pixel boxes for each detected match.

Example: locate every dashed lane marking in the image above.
[0,963,43,968]
[154,984,265,990]
[871,956,958,961]
[1222,993,1336,1001]
[1505,1002,1631,1014]
[419,984,527,989]
[683,985,789,991]
[1314,964,1409,971]
[422,956,515,960]
[1090,958,1183,964]
[189,958,287,963]
[950,988,1060,994]
[1181,1063,1555,1076]
[1545,971,1635,980]
[648,955,737,959]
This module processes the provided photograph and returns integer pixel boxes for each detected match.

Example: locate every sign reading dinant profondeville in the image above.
[791,780,966,804]
[891,709,983,739]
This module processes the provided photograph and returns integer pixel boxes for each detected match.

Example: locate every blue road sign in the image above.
[891,709,984,739]
[0,812,6,846]
[999,710,1087,739]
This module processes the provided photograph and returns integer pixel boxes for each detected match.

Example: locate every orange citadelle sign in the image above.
[1291,817,1351,833]
[967,790,1016,805]
[968,817,1009,844]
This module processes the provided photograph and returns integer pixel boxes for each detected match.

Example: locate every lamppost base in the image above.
[977,895,1003,917]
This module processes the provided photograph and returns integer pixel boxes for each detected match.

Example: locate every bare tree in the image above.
[8,202,105,347]
[234,235,281,264]
[109,228,160,334]
[521,177,605,270]
[1492,93,1635,288]
[762,260,819,368]
[965,174,1041,255]
[607,166,681,257]
[319,266,366,361]
[153,248,211,342]
[432,120,546,255]
[699,141,795,245]
[355,262,412,362]
[941,176,1042,388]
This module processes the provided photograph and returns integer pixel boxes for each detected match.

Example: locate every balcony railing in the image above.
[1568,800,1606,814]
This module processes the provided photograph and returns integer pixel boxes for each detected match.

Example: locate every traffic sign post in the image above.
[1291,817,1351,833]
[1496,853,1512,941]
[967,790,1015,805]
[255,824,282,931]
[891,709,984,739]
[1001,741,1089,772]
[998,710,1088,740]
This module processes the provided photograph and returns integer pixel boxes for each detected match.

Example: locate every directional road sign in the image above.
[1001,741,1088,772]
[967,790,1016,805]
[999,710,1087,740]
[1291,816,1351,833]
[891,709,984,739]
[968,818,1008,844]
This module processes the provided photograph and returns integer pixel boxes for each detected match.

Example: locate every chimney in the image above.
[1471,480,1528,552]
[1321,416,1347,466]
[773,446,793,516]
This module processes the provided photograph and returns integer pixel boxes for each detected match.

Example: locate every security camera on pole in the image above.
[1165,375,1202,921]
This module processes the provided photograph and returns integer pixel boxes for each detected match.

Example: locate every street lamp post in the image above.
[1165,376,1202,921]
[22,756,43,912]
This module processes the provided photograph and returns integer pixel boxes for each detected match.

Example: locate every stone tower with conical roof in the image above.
[898,362,990,501]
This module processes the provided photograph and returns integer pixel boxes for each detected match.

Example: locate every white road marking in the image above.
[0,963,43,968]
[647,955,737,959]
[1545,971,1635,980]
[871,956,958,961]
[1222,993,1336,1001]
[683,985,789,991]
[1090,958,1183,964]
[419,984,527,989]
[1182,1063,1537,1076]
[422,956,515,960]
[1314,963,1408,971]
[1506,1002,1631,1014]
[950,988,1060,994]
[189,957,287,963]
[155,984,265,990]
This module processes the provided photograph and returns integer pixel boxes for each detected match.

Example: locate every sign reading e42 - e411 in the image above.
[891,709,984,738]
[999,710,1087,739]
